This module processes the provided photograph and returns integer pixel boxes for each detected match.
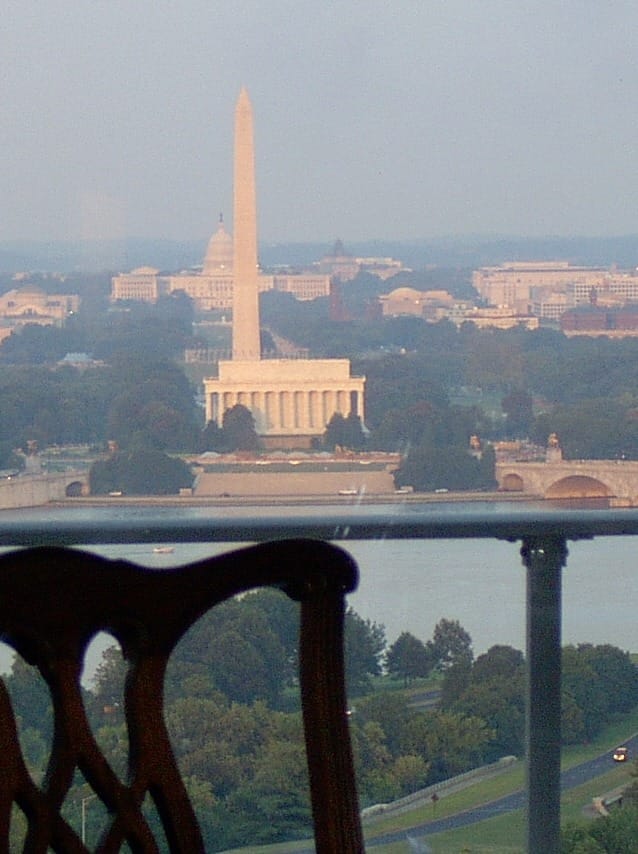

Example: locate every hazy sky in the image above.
[2,1,637,244]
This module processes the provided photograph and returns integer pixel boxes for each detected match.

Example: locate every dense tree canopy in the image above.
[561,806,638,852]
[89,449,193,495]
[447,641,638,758]
[0,358,201,457]
[395,443,496,491]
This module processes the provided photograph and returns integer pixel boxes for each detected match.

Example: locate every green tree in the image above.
[450,644,526,757]
[362,354,448,432]
[199,419,225,452]
[472,644,525,682]
[395,442,495,491]
[431,618,473,672]
[560,821,606,852]
[561,690,587,745]
[323,413,348,450]
[351,719,394,803]
[369,400,436,451]
[440,656,473,708]
[89,450,193,495]
[562,645,608,741]
[172,597,288,706]
[166,697,246,797]
[94,722,129,780]
[353,692,412,758]
[323,412,366,451]
[0,323,78,365]
[221,404,260,451]
[106,360,199,452]
[401,708,492,781]
[385,632,433,686]
[589,806,638,852]
[209,628,285,706]
[243,589,299,687]
[344,608,386,696]
[91,643,127,710]
[577,643,638,714]
[501,388,534,437]
[453,676,525,758]
[4,656,53,744]
[226,740,312,845]
[532,397,638,460]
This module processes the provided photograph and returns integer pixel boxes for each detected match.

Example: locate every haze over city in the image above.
[3,1,638,246]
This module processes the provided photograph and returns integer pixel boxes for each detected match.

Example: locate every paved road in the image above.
[407,689,441,709]
[367,734,638,848]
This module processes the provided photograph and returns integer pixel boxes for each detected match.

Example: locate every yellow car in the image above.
[613,746,628,762]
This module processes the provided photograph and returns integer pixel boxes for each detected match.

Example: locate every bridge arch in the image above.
[501,473,524,492]
[65,481,84,497]
[545,475,611,499]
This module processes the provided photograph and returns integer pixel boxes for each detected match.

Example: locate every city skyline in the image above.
[3,3,638,245]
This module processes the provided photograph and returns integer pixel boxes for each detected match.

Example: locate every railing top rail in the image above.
[2,507,638,546]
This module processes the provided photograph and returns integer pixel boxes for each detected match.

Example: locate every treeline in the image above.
[0,292,202,469]
[440,641,638,754]
[5,590,638,849]
[386,627,638,760]
[0,359,200,458]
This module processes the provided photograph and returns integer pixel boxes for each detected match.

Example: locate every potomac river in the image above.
[0,500,634,682]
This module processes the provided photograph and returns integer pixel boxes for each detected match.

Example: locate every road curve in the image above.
[367,733,638,848]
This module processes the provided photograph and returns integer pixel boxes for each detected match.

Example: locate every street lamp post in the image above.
[81,793,97,845]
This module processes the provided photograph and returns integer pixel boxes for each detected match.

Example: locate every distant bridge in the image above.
[0,472,89,510]
[495,459,638,506]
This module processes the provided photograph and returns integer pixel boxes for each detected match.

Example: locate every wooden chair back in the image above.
[0,539,364,852]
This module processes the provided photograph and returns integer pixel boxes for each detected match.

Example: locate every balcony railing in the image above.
[2,504,638,852]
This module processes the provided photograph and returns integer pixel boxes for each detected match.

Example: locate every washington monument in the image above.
[204,90,365,447]
[232,87,260,360]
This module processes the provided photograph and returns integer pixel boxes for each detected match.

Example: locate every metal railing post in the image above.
[520,535,567,853]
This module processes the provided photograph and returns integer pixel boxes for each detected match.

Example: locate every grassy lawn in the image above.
[560,764,632,824]
[363,765,526,838]
[389,762,634,854]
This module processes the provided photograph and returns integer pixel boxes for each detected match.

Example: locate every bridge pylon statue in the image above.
[546,433,563,464]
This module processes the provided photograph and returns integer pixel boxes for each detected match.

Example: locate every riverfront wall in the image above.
[194,469,396,497]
